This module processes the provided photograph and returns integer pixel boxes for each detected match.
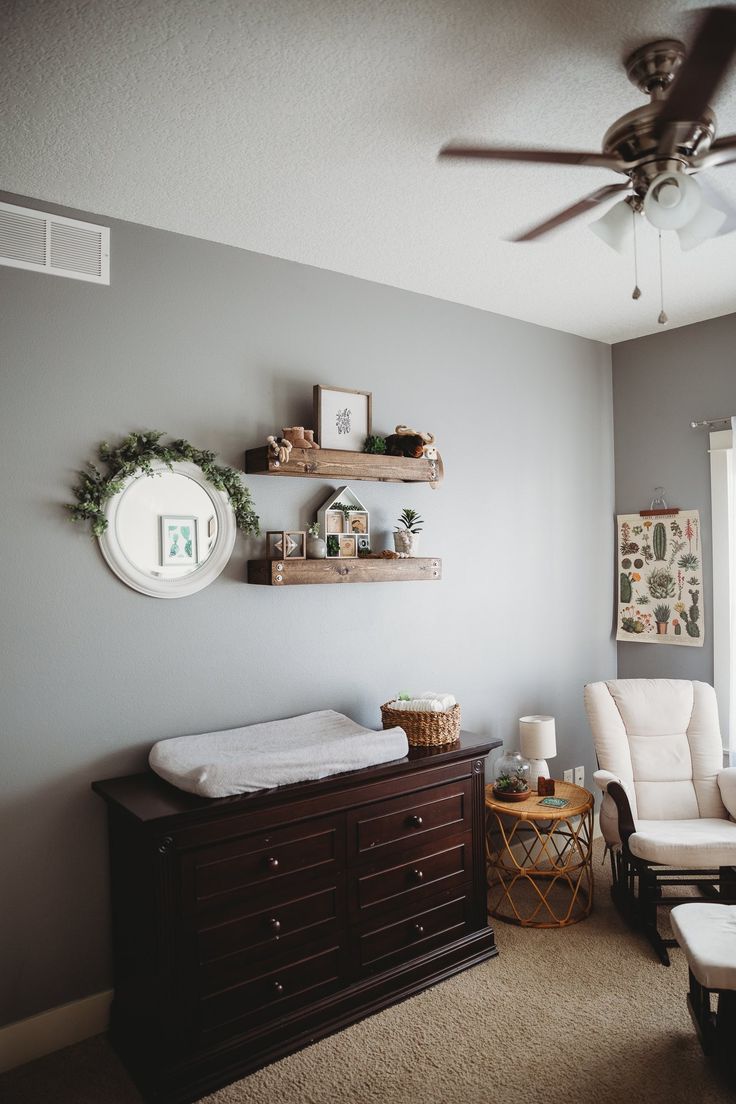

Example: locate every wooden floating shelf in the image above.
[247,557,442,586]
[245,446,440,484]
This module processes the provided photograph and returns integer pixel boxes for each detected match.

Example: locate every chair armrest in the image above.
[593,768,622,792]
[593,772,635,845]
[718,767,736,819]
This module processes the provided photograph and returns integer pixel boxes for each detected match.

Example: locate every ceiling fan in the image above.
[439,6,736,251]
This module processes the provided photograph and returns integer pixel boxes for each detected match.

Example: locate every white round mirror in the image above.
[99,462,236,598]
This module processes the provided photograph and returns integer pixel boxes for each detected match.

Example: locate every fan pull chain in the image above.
[631,207,641,300]
[657,231,668,325]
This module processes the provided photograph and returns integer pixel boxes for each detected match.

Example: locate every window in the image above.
[710,423,735,756]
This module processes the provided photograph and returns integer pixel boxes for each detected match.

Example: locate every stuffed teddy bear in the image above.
[384,425,436,459]
[282,426,320,449]
[266,435,293,467]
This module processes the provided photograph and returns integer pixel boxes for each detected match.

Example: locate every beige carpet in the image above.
[2,843,732,1104]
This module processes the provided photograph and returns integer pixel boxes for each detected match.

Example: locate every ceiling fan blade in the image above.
[696,135,736,169]
[510,184,631,242]
[656,8,736,138]
[438,144,625,171]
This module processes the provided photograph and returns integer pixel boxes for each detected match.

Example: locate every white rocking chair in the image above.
[584,679,736,965]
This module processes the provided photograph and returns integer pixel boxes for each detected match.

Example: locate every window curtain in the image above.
[710,421,735,757]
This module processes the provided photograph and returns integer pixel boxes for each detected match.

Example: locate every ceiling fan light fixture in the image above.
[677,198,728,250]
[643,171,701,229]
[589,199,635,253]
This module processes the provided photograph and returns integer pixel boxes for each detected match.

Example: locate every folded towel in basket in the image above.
[149,710,409,798]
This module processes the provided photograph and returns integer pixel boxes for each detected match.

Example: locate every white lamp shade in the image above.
[589,199,634,254]
[519,715,557,760]
[677,199,727,251]
[644,172,701,231]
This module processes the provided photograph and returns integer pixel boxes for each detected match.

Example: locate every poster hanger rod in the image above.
[690,417,733,429]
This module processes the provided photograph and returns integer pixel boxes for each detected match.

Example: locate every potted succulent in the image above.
[394,508,423,556]
[493,769,531,803]
[653,603,671,634]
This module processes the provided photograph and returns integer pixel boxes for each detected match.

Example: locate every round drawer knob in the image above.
[265,855,279,870]
[269,917,282,932]
[410,868,424,883]
[412,923,425,937]
[408,814,423,828]
[272,980,284,995]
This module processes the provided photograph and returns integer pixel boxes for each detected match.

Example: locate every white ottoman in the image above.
[670,903,736,1067]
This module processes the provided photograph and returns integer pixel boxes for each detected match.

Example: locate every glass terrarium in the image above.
[493,749,531,801]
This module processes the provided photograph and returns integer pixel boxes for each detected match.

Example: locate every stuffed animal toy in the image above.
[282,426,320,449]
[266,435,293,467]
[384,425,436,459]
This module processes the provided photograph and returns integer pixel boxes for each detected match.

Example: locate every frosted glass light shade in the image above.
[644,172,701,230]
[519,715,557,760]
[677,199,727,251]
[589,200,634,254]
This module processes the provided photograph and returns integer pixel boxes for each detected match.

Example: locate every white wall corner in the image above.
[0,990,112,1074]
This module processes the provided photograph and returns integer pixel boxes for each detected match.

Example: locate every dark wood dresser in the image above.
[93,731,500,1102]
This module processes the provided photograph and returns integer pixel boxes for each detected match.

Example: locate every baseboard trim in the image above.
[0,990,112,1073]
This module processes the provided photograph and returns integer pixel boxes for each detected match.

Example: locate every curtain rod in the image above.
[690,417,734,429]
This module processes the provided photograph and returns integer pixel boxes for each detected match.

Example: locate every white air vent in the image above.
[0,202,109,284]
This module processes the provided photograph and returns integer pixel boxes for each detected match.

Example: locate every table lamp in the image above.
[519,715,556,790]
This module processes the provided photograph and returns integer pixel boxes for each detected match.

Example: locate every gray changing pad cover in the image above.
[149,709,409,797]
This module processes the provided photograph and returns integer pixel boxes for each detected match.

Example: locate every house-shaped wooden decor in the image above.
[317,486,370,558]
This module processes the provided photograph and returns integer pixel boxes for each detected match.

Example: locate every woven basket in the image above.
[381,701,461,747]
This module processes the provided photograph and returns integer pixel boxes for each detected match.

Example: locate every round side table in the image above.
[485,780,594,927]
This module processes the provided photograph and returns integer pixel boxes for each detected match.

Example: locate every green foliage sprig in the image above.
[364,435,386,454]
[67,430,260,537]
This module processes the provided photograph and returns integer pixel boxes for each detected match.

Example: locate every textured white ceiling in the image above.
[2,0,736,343]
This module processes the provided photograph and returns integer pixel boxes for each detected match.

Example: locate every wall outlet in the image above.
[574,765,585,787]
[563,768,573,784]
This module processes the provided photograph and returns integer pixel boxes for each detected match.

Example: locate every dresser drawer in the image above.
[200,945,340,1034]
[190,818,339,905]
[354,837,470,916]
[358,896,470,969]
[349,780,470,858]
[198,887,339,985]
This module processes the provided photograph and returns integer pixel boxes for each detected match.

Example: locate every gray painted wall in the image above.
[612,312,736,683]
[0,193,615,1027]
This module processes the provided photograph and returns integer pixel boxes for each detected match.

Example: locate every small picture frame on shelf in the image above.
[326,511,345,534]
[314,385,372,451]
[339,535,357,558]
[160,516,198,567]
[266,531,305,560]
[348,512,368,534]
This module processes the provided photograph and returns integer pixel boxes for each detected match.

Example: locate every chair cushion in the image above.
[629,818,736,867]
[670,904,736,990]
[584,679,726,823]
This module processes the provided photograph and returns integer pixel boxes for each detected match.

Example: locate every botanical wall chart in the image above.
[616,510,704,647]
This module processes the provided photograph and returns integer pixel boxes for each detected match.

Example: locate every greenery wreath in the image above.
[68,430,260,537]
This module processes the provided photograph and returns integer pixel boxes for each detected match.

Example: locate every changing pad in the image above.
[149,709,409,797]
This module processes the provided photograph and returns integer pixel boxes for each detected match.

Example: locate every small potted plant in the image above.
[493,769,531,803]
[394,508,423,556]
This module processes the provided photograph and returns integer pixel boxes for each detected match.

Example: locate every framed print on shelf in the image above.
[160,516,198,567]
[348,512,368,534]
[314,385,372,451]
[339,535,357,558]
